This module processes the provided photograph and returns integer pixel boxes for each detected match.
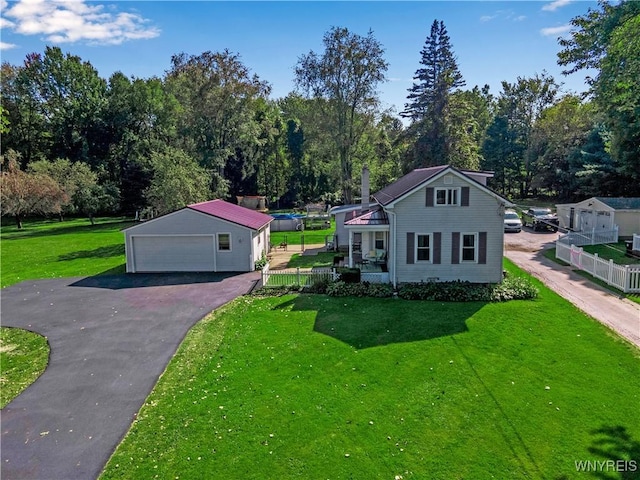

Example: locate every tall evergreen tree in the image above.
[402,20,465,168]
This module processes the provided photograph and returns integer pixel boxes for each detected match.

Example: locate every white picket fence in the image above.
[555,242,640,293]
[261,264,335,287]
[557,227,619,247]
[260,264,390,287]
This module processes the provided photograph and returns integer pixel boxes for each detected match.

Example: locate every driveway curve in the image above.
[1,272,260,480]
[504,229,640,348]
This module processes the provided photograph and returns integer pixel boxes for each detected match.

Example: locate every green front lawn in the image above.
[101,261,640,480]
[1,217,134,288]
[0,327,49,408]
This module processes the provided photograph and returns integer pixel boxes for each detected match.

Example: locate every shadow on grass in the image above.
[276,295,484,348]
[70,271,244,290]
[1,220,135,240]
[586,425,640,480]
[58,244,124,261]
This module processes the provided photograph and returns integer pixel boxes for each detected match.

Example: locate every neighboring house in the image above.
[343,165,512,287]
[123,199,272,273]
[556,197,640,239]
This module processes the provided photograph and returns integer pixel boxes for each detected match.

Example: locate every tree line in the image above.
[1,0,638,227]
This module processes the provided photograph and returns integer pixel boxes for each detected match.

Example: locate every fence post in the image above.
[625,265,630,293]
[609,259,614,284]
[297,267,301,287]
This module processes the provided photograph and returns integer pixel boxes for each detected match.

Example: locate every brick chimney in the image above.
[361,164,370,213]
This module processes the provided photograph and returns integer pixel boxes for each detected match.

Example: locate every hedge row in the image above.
[253,276,538,302]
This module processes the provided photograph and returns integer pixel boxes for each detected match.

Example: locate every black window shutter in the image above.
[433,232,441,264]
[479,232,487,264]
[451,232,460,264]
[461,187,470,206]
[406,232,415,264]
[426,188,434,207]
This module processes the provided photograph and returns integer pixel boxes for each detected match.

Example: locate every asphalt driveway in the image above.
[1,271,260,480]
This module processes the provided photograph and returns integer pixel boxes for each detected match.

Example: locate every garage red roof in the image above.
[188,199,273,230]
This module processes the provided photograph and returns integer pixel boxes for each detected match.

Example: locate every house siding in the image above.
[125,209,253,272]
[392,175,504,283]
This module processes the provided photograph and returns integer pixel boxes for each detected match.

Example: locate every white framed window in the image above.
[461,233,478,262]
[435,187,460,206]
[416,233,432,262]
[217,233,231,251]
[374,231,385,250]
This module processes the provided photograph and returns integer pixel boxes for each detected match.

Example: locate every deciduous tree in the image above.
[295,27,388,203]
[1,151,68,228]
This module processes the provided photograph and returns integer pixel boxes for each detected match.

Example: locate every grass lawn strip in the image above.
[286,252,335,269]
[1,217,134,288]
[0,327,49,408]
[581,242,640,265]
[100,261,640,480]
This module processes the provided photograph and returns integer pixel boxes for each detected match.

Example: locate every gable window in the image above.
[416,234,432,262]
[217,233,231,251]
[461,233,477,262]
[435,187,460,206]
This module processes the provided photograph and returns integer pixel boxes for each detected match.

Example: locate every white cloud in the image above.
[1,41,19,50]
[480,10,526,23]
[542,0,572,12]
[541,24,572,37]
[1,0,160,46]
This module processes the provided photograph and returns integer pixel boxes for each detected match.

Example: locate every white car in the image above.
[504,210,522,233]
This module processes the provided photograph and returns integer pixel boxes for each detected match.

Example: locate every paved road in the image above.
[1,272,260,480]
[504,229,640,348]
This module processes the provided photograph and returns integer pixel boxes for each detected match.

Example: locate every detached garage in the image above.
[124,200,273,273]
[556,197,640,238]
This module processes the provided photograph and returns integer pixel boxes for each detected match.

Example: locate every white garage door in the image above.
[132,235,215,272]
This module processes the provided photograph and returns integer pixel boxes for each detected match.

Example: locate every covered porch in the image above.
[344,208,390,283]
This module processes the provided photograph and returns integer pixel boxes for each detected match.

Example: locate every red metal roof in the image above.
[345,207,389,226]
[188,199,273,230]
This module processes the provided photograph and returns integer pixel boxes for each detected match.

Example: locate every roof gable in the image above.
[188,199,273,230]
[373,165,448,206]
[372,165,510,207]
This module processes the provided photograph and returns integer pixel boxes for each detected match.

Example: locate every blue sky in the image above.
[1,1,597,115]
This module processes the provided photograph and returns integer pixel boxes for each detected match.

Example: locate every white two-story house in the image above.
[343,165,512,287]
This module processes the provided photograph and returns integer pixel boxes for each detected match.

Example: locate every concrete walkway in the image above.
[1,272,259,480]
[505,241,640,348]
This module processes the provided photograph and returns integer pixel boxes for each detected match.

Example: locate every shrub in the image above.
[490,276,538,302]
[335,267,361,283]
[326,281,393,298]
[255,252,268,270]
[303,277,331,294]
[398,278,538,302]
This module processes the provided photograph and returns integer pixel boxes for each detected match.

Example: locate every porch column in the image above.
[348,229,353,268]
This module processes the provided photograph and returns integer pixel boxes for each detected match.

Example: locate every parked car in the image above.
[522,207,559,232]
[504,210,522,233]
